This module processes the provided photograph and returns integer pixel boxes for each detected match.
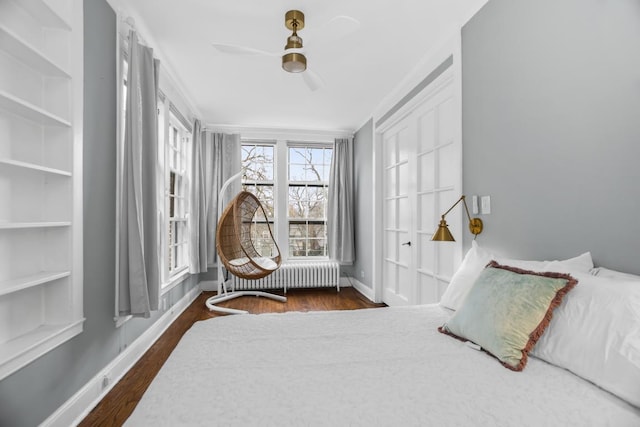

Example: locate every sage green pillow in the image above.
[439,261,577,371]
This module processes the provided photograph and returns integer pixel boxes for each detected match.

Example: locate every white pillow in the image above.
[591,266,640,282]
[439,241,496,311]
[541,252,595,275]
[439,241,594,311]
[531,273,640,408]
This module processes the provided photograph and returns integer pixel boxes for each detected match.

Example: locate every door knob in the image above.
[402,241,411,246]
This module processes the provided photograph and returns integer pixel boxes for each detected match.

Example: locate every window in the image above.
[241,141,332,260]
[288,146,332,257]
[241,143,276,257]
[165,112,192,278]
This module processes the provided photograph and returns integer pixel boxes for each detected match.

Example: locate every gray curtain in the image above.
[118,31,161,318]
[198,131,241,267]
[327,137,355,264]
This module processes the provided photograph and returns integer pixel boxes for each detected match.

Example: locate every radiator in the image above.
[231,261,340,293]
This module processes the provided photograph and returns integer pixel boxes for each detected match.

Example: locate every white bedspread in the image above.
[125,305,640,426]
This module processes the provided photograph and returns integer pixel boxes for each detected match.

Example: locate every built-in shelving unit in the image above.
[0,25,70,78]
[0,90,72,126]
[0,0,83,381]
[0,158,71,176]
[0,271,71,297]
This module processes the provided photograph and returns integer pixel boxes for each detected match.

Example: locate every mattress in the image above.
[125,305,640,426]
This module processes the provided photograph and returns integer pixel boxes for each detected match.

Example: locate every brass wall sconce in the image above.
[431,195,483,241]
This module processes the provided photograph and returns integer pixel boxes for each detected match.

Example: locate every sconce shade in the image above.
[432,218,456,242]
[431,195,483,242]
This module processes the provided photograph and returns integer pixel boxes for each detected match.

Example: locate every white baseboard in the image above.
[42,285,201,427]
[199,280,218,291]
[341,276,376,302]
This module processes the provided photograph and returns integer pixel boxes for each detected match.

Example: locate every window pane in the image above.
[251,222,275,257]
[308,223,326,238]
[307,238,327,256]
[321,165,331,182]
[288,186,308,218]
[245,184,274,220]
[323,148,333,164]
[289,238,307,257]
[307,187,326,219]
[289,223,307,238]
[289,163,306,181]
[289,147,305,164]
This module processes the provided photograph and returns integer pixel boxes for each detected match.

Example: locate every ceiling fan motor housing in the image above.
[282,10,307,73]
[285,10,305,31]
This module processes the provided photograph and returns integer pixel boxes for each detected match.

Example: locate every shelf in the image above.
[0,25,70,77]
[0,90,71,127]
[0,158,71,176]
[18,0,71,30]
[0,221,71,230]
[0,271,70,297]
[0,319,84,382]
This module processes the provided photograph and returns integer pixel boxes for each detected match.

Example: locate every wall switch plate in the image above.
[472,195,479,214]
[481,196,491,214]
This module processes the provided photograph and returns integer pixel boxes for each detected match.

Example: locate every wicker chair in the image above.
[216,190,281,279]
[206,178,286,315]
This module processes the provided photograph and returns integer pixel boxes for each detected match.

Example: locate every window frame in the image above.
[240,142,277,258]
[286,144,332,259]
[156,103,194,291]
[240,139,332,262]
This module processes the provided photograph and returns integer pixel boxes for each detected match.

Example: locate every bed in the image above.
[125,245,640,426]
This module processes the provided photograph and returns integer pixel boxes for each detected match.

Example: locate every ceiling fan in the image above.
[212,10,360,91]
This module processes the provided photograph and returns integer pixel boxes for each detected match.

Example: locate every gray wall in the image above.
[342,119,374,289]
[0,1,198,425]
[462,0,640,273]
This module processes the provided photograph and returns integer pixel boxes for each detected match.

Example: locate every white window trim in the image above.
[241,136,335,263]
[162,108,193,287]
[286,143,332,259]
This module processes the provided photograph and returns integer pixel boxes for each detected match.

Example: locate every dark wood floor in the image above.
[78,287,385,427]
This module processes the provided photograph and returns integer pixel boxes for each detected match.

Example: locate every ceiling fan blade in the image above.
[212,43,279,57]
[307,15,361,45]
[302,69,325,91]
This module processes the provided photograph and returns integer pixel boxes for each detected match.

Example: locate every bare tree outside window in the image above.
[288,146,332,257]
[241,144,275,257]
[241,142,332,259]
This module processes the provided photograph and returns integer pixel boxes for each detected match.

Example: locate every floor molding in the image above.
[41,285,201,427]
[199,279,218,291]
[341,276,375,302]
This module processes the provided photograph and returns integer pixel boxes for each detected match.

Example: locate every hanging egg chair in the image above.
[216,190,281,279]
[206,173,286,315]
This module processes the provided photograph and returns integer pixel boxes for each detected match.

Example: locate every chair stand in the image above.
[205,287,287,315]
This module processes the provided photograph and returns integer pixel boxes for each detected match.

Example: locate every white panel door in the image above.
[382,121,415,305]
[381,76,460,306]
[414,83,461,304]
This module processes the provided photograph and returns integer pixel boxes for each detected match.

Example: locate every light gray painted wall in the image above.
[461,0,640,273]
[342,119,374,288]
[0,1,198,425]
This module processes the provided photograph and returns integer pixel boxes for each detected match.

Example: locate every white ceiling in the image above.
[112,0,488,132]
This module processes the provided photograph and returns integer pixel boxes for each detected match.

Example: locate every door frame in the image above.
[371,33,463,303]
